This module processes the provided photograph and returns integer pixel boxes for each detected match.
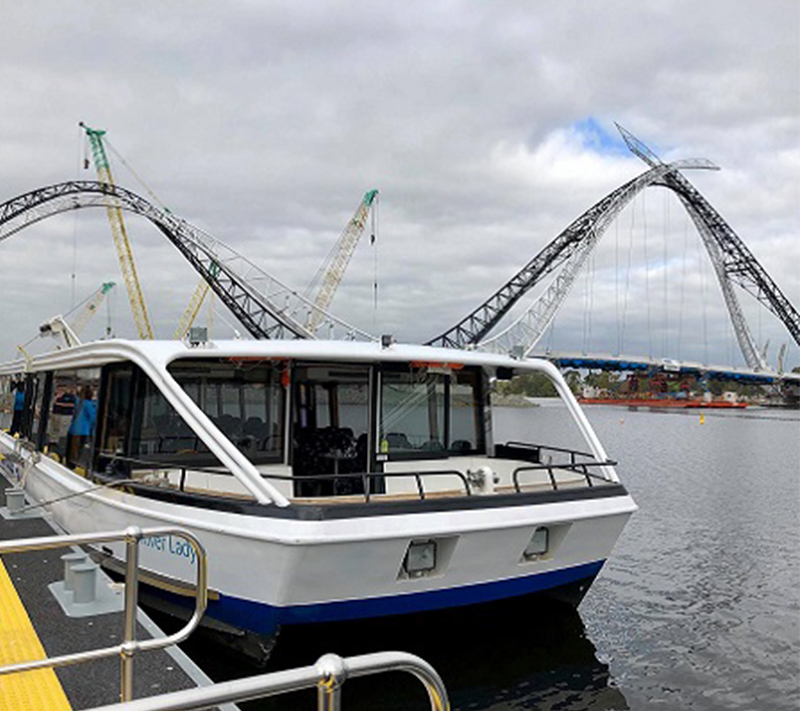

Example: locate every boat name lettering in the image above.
[140,535,197,565]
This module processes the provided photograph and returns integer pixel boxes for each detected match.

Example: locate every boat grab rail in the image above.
[287,469,473,501]
[97,450,233,493]
[0,525,208,703]
[82,651,450,711]
[511,459,617,492]
[502,440,599,461]
[98,453,474,501]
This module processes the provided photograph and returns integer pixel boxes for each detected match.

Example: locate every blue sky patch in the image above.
[573,117,630,157]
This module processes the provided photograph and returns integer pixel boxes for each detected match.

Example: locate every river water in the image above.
[179,403,799,710]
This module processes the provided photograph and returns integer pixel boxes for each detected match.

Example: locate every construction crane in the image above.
[39,281,116,349]
[174,262,219,339]
[80,122,154,339]
[305,189,378,334]
[71,280,115,338]
[175,190,379,339]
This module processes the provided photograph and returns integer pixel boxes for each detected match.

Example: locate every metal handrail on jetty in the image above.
[0,525,451,710]
[83,651,450,711]
[0,525,208,702]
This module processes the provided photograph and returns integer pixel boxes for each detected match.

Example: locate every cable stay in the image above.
[176,190,378,341]
[79,123,154,339]
[0,181,376,342]
[473,160,716,357]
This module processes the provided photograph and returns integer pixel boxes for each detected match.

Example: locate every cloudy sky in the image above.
[0,1,798,371]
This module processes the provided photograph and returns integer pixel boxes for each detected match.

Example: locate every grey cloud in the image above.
[0,0,797,369]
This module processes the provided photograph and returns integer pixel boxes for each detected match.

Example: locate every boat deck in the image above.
[0,477,229,710]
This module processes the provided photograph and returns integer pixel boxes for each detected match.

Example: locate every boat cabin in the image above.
[0,340,618,509]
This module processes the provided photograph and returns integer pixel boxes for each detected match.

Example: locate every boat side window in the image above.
[6,376,26,436]
[98,364,136,465]
[42,368,101,471]
[379,365,485,459]
[380,367,446,457]
[167,358,285,464]
[1,376,12,431]
[9,373,46,444]
[95,363,224,473]
[449,368,484,455]
[132,377,203,460]
[24,374,48,446]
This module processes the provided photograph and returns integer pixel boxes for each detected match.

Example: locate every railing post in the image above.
[316,654,346,711]
[121,525,142,702]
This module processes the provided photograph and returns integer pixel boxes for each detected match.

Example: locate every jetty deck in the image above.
[0,477,227,711]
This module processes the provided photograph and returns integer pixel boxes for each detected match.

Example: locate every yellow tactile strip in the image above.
[0,556,71,711]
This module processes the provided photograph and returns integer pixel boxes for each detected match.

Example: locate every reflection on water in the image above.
[174,596,629,711]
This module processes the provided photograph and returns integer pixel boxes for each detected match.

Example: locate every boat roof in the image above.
[0,338,554,376]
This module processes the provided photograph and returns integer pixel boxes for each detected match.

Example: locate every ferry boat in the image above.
[0,338,636,659]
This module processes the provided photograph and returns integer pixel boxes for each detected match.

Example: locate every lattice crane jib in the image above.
[80,122,154,340]
[71,281,115,337]
[174,262,219,340]
[306,189,379,334]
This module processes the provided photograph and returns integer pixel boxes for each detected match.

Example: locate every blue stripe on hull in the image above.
[207,560,606,636]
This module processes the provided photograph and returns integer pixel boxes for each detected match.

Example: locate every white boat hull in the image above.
[6,444,635,638]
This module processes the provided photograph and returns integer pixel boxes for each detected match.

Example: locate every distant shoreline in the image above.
[491,394,541,407]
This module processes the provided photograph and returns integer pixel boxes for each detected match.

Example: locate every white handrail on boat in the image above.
[81,651,450,711]
[0,525,208,702]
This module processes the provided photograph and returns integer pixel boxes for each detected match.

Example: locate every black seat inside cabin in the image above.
[293,426,365,497]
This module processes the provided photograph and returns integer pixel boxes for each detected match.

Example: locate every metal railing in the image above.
[0,525,207,702]
[98,454,475,502]
[511,460,615,492]
[82,651,449,711]
[97,441,617,504]
[284,469,473,501]
[501,441,617,492]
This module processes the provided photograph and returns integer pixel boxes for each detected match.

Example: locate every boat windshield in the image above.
[167,358,285,464]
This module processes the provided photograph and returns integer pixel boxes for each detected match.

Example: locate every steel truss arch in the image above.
[0,181,375,342]
[426,159,717,350]
[617,125,800,364]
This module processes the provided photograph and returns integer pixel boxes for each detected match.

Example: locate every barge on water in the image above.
[579,397,748,409]
[0,338,636,660]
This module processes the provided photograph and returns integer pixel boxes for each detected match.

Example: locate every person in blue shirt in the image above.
[68,385,97,468]
[10,381,25,435]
